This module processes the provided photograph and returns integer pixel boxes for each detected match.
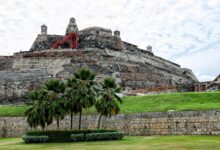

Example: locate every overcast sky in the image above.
[0,0,219,81]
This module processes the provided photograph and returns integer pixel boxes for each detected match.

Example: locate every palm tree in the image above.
[25,90,49,130]
[43,79,66,130]
[96,77,122,129]
[70,68,97,129]
[65,77,82,130]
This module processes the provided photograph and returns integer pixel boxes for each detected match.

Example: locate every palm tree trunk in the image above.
[57,118,60,130]
[97,114,102,129]
[42,111,45,131]
[79,111,82,130]
[70,112,73,130]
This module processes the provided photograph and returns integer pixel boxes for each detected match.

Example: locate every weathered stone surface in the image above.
[30,35,64,51]
[1,110,220,137]
[0,48,198,103]
[66,17,78,35]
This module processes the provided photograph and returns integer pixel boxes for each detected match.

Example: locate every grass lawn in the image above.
[1,136,220,150]
[121,91,220,113]
[0,91,220,117]
[0,105,28,117]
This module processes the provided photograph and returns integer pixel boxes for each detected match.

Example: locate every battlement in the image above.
[30,17,154,55]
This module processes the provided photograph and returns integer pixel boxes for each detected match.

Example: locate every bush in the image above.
[25,129,117,142]
[22,135,49,143]
[71,134,85,142]
[26,130,73,142]
[85,131,124,141]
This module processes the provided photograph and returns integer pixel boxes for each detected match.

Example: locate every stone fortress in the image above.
[0,17,198,104]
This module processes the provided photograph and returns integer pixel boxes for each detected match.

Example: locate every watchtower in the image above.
[41,24,47,35]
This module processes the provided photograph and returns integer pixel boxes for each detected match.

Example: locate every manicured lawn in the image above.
[1,136,220,150]
[0,91,220,117]
[121,91,220,113]
[0,105,28,117]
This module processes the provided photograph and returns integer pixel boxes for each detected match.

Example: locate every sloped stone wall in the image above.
[0,49,198,104]
[1,110,220,137]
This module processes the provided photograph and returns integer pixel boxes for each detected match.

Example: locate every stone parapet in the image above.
[1,110,220,137]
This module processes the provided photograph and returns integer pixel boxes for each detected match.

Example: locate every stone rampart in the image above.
[1,110,220,137]
[0,49,198,104]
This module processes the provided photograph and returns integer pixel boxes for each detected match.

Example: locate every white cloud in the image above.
[175,40,220,81]
[0,0,219,81]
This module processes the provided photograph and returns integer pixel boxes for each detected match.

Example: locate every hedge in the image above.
[71,133,85,142]
[24,129,118,142]
[22,135,49,143]
[85,131,124,141]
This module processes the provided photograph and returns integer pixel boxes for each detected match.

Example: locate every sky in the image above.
[0,0,219,81]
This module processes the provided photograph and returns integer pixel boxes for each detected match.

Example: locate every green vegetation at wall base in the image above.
[0,91,220,117]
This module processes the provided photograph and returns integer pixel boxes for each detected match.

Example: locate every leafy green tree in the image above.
[96,77,122,129]
[43,79,66,130]
[69,68,97,129]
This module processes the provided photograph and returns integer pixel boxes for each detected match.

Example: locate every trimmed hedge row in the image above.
[85,132,124,141]
[26,129,117,142]
[22,129,124,143]
[71,134,84,142]
[22,135,49,143]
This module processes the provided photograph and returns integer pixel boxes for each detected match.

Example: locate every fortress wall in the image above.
[107,49,183,74]
[0,49,196,103]
[1,110,220,137]
[0,56,72,103]
[106,49,195,84]
[0,80,48,104]
[12,57,71,77]
[0,56,13,71]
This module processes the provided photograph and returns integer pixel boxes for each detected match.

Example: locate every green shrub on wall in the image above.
[22,135,49,143]
[85,131,124,141]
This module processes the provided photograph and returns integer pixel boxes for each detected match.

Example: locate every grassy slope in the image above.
[120,91,220,113]
[0,91,220,117]
[1,136,220,150]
